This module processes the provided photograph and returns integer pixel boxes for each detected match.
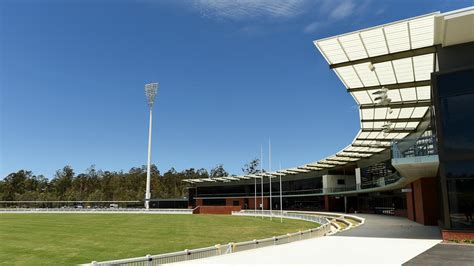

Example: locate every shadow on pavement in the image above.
[404,243,474,265]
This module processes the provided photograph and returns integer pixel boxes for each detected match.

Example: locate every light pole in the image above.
[269,139,272,220]
[279,162,283,223]
[144,82,158,209]
[261,145,264,219]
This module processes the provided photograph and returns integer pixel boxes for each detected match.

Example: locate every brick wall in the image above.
[406,177,438,225]
[442,230,474,240]
[197,206,241,215]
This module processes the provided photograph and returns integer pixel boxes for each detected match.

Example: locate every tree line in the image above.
[0,159,261,201]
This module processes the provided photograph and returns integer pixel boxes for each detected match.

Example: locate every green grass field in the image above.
[0,214,316,265]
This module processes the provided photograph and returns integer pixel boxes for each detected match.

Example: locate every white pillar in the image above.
[145,108,153,209]
[254,176,257,217]
[355,168,361,190]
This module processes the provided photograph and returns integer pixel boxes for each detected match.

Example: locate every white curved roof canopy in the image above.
[305,12,437,170]
[184,8,474,184]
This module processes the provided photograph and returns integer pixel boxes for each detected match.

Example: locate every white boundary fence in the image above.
[0,208,194,214]
[82,210,331,265]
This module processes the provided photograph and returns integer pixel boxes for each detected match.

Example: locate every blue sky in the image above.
[1,0,471,178]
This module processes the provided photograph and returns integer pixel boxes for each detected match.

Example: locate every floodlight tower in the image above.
[144,82,159,209]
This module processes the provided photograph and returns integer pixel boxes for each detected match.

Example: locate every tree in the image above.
[210,164,228,178]
[242,158,261,175]
[49,166,75,200]
[0,163,228,203]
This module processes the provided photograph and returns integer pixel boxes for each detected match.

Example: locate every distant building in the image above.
[184,7,474,240]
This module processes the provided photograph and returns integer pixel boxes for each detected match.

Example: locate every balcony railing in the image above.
[196,172,404,198]
[391,134,437,159]
[323,172,403,193]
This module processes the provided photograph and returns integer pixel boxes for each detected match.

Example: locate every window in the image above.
[337,179,346,185]
[202,199,226,206]
[445,161,474,229]
[439,93,474,154]
[437,69,474,155]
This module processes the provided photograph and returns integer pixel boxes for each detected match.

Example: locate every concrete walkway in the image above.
[337,214,441,239]
[172,214,442,265]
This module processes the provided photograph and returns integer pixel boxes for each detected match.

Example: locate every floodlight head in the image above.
[145,82,159,108]
[372,87,388,95]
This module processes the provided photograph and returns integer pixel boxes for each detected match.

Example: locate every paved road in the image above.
[173,214,443,265]
[404,243,474,266]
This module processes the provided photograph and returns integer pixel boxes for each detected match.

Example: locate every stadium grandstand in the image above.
[183,7,474,240]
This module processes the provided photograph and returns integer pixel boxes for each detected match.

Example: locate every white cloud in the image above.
[303,21,324,34]
[329,0,356,20]
[190,0,311,20]
[303,0,376,34]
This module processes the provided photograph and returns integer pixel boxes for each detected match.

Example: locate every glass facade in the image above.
[435,68,474,229]
[438,69,474,155]
[445,161,474,228]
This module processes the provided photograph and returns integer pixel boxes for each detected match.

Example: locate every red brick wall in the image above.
[442,230,474,240]
[194,197,269,210]
[406,184,415,221]
[420,178,438,225]
[248,197,269,209]
[324,195,344,212]
[406,177,438,225]
[197,206,241,215]
[226,198,243,207]
[196,199,203,206]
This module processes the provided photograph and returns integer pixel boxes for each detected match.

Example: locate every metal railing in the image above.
[392,134,437,159]
[197,188,324,198]
[84,211,331,266]
[0,208,193,214]
[359,172,403,190]
[235,210,330,225]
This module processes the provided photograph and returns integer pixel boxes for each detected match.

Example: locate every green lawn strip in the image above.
[0,214,317,265]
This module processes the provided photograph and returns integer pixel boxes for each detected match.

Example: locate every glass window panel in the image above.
[440,93,474,154]
[437,69,474,97]
[445,161,474,229]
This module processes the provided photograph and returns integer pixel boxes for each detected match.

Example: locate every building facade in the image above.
[184,8,474,239]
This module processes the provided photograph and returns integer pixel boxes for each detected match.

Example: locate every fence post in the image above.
[184,249,190,260]
[253,239,258,249]
[215,244,221,255]
[287,233,291,243]
[146,254,152,266]
[91,261,97,266]
[272,236,277,245]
